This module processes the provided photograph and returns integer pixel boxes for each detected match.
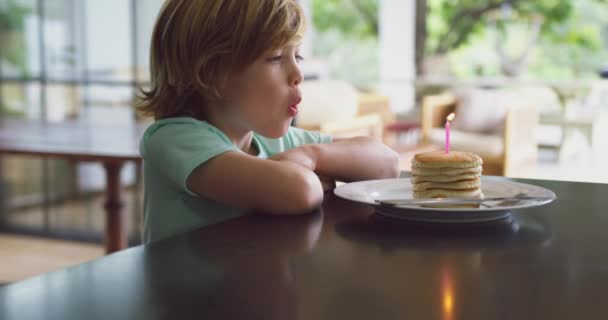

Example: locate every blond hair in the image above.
[137,0,306,120]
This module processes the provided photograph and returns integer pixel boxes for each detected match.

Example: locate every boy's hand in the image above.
[318,174,336,192]
[268,145,319,171]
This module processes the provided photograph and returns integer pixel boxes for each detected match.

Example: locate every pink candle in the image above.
[445,113,455,153]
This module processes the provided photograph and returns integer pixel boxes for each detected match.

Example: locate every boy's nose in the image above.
[290,64,303,87]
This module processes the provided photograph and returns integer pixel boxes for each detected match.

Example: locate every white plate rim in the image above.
[334,177,557,213]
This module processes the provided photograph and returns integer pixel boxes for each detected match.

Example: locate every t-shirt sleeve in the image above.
[285,126,333,148]
[141,123,240,196]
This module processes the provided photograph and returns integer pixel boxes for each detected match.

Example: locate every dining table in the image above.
[0,118,147,253]
[0,176,607,319]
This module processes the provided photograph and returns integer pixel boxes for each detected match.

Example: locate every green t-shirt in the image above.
[139,117,332,243]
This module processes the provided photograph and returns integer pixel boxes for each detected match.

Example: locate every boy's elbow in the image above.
[287,170,324,213]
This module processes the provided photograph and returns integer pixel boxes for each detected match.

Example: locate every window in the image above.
[0,0,163,242]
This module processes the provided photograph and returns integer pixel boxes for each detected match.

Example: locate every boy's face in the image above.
[224,42,304,138]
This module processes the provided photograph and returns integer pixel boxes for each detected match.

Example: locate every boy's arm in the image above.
[270,136,400,182]
[186,152,324,215]
[314,136,400,182]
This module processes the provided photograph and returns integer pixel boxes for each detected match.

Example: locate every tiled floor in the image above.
[0,233,103,283]
[2,188,142,239]
[0,188,141,284]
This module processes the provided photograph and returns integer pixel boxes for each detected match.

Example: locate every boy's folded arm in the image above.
[186,151,324,215]
[314,136,400,182]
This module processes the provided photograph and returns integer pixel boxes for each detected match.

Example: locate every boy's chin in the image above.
[256,124,291,139]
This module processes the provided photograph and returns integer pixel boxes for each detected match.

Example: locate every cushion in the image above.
[451,89,510,135]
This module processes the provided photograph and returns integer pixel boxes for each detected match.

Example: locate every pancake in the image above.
[412,166,482,176]
[413,188,482,199]
[413,178,481,192]
[410,151,484,199]
[412,173,481,183]
[412,151,482,169]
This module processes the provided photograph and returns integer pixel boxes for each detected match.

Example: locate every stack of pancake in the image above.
[411,151,483,199]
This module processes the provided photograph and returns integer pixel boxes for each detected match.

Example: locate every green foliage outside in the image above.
[0,1,31,75]
[434,0,608,79]
[426,0,574,55]
[0,1,30,30]
[0,1,32,117]
[312,0,608,85]
[312,0,379,88]
[313,0,378,40]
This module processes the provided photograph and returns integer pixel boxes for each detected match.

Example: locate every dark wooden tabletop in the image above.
[1,177,607,320]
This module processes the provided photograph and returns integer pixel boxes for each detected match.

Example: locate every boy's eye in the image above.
[267,54,304,63]
[268,55,282,63]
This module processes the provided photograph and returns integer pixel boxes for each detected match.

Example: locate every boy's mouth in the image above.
[288,97,302,117]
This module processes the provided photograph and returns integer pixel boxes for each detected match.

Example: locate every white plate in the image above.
[334,177,556,223]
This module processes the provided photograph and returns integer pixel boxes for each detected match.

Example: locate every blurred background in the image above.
[1,0,607,282]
